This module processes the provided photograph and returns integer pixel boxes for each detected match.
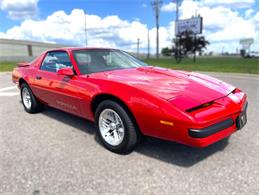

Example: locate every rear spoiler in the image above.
[17,62,30,67]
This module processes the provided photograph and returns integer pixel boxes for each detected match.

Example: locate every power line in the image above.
[151,0,162,59]
[85,25,130,32]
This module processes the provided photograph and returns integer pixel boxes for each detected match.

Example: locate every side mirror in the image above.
[57,67,74,76]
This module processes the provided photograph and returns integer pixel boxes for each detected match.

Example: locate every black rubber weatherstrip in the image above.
[189,118,234,138]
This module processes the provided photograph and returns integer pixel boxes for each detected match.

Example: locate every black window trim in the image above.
[39,50,77,75]
[72,48,148,75]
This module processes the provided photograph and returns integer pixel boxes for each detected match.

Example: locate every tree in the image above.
[240,49,246,58]
[175,31,209,62]
[161,47,172,56]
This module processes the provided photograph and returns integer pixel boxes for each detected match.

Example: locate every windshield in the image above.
[73,49,148,74]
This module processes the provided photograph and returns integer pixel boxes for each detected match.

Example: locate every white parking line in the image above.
[0,92,19,96]
[0,86,19,97]
[0,86,17,92]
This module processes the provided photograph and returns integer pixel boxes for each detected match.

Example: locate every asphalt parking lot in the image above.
[0,72,258,195]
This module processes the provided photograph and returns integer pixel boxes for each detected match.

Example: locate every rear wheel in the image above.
[21,83,43,113]
[95,100,139,154]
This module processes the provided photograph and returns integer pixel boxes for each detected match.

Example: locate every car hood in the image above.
[100,66,235,111]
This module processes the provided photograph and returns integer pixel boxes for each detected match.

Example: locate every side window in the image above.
[40,51,72,72]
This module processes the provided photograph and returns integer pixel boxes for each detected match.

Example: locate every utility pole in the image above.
[193,34,196,63]
[193,11,201,63]
[147,29,150,59]
[175,0,179,21]
[151,0,162,59]
[137,38,140,57]
[83,10,88,47]
[175,0,180,62]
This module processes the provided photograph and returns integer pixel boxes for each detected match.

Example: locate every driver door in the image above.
[32,51,82,116]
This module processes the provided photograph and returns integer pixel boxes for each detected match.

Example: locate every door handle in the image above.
[36,75,42,80]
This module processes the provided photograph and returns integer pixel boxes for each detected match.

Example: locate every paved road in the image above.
[0,72,258,195]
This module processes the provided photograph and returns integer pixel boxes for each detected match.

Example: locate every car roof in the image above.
[46,47,119,53]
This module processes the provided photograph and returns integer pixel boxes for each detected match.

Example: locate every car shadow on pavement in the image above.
[135,136,229,167]
[41,106,229,168]
[41,107,96,135]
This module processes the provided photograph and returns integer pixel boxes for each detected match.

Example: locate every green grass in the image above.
[143,57,259,74]
[0,61,17,72]
[0,57,259,74]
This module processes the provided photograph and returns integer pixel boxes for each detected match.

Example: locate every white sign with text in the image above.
[176,17,203,35]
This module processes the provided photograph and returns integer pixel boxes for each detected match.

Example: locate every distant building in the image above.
[0,38,73,62]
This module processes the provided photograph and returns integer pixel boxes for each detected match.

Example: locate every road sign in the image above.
[240,38,254,45]
[240,38,254,50]
[175,17,203,35]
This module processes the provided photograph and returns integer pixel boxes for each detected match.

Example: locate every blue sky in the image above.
[0,0,259,53]
[0,0,176,30]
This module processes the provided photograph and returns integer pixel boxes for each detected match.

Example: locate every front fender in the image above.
[88,79,192,138]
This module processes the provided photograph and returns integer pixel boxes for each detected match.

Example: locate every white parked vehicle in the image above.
[246,51,259,58]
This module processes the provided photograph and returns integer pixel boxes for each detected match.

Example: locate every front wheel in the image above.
[95,100,139,154]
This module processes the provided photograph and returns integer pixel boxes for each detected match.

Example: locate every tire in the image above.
[95,100,139,154]
[21,83,43,113]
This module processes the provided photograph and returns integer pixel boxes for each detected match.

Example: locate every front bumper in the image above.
[189,101,248,139]
[189,118,234,138]
[139,89,247,148]
[186,101,248,147]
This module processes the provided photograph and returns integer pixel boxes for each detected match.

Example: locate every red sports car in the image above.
[12,48,247,153]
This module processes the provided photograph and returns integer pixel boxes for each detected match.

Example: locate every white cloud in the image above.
[161,2,176,12]
[0,1,258,54]
[202,0,255,9]
[245,8,255,18]
[0,32,5,37]
[161,0,255,13]
[0,0,39,20]
[149,26,173,49]
[0,9,162,53]
[141,3,147,8]
[179,0,259,52]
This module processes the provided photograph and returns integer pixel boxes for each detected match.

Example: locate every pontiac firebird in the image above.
[12,48,248,153]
